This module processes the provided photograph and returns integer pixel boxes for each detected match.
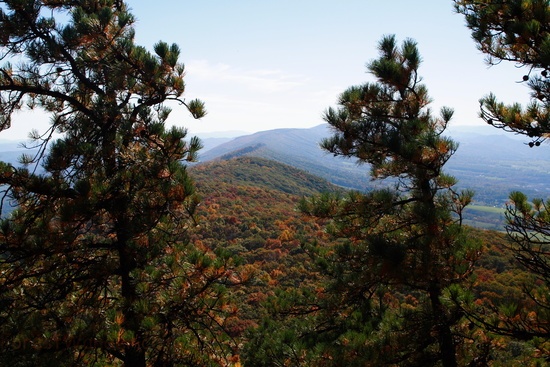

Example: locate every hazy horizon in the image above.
[2,1,533,140]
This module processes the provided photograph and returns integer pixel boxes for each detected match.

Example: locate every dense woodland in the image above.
[0,1,549,366]
[191,157,549,366]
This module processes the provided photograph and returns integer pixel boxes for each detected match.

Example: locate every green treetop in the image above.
[0,1,237,366]
[456,0,550,352]
[455,0,550,145]
[245,35,480,367]
[312,34,478,367]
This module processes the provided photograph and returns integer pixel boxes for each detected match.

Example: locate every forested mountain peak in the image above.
[187,148,542,366]
[191,156,340,197]
[198,124,550,206]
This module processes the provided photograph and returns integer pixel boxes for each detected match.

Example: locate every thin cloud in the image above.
[187,60,306,93]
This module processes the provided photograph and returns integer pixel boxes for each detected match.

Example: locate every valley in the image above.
[195,124,550,229]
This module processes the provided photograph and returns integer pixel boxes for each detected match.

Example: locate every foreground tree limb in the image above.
[0,2,236,366]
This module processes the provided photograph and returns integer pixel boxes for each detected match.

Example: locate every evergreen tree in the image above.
[454,0,550,144]
[0,1,237,366]
[245,35,480,367]
[456,0,550,349]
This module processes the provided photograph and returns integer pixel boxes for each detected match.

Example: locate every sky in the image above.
[4,1,534,140]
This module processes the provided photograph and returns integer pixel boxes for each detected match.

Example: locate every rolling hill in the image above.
[191,155,339,197]
[188,155,535,365]
[199,124,376,191]
[198,124,550,207]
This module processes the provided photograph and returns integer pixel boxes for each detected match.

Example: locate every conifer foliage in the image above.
[456,0,550,348]
[0,1,235,366]
[455,0,550,145]
[294,35,479,366]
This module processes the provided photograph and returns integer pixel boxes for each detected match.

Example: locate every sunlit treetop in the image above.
[0,0,205,143]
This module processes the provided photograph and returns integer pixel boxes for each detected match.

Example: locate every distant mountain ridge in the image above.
[199,124,372,191]
[191,156,339,197]
[0,125,547,208]
[197,124,550,206]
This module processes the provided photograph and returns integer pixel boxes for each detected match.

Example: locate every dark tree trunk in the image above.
[124,348,146,367]
[429,286,458,367]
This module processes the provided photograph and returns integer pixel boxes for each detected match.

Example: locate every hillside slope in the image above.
[187,156,539,364]
[199,124,550,206]
[189,157,335,334]
[191,156,339,197]
[199,124,370,191]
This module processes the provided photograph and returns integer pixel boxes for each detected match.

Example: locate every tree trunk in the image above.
[117,216,146,367]
[125,347,146,367]
[429,286,458,367]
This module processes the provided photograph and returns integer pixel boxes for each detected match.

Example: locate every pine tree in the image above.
[456,0,550,348]
[0,1,237,366]
[245,35,480,367]
[454,0,550,145]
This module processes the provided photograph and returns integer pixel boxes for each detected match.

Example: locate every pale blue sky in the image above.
[5,1,532,140]
[128,0,530,136]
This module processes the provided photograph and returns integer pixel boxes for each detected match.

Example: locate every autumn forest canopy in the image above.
[0,1,549,366]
